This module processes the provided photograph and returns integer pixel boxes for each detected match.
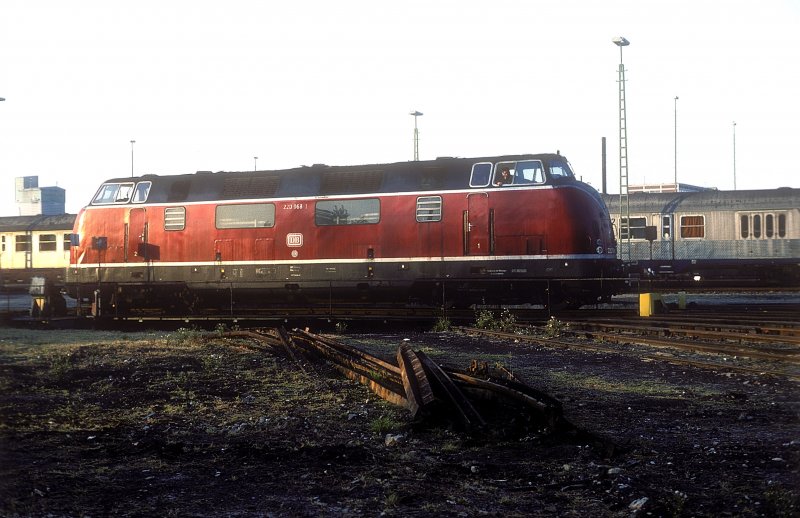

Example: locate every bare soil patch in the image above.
[0,325,798,516]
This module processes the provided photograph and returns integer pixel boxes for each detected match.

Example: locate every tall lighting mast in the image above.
[410,110,423,161]
[613,36,631,260]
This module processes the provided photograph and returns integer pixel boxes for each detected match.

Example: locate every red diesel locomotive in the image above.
[65,153,619,316]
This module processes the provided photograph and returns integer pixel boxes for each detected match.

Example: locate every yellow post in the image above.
[639,293,661,317]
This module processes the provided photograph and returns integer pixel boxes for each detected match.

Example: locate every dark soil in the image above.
[0,325,797,517]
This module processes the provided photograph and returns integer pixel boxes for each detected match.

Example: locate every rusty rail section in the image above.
[217,327,582,438]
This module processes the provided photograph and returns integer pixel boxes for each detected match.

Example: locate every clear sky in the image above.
[1,0,798,216]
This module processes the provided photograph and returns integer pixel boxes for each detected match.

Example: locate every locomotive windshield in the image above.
[92,181,151,205]
[548,156,574,178]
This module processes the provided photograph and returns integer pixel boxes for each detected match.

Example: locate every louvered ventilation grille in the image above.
[222,175,281,199]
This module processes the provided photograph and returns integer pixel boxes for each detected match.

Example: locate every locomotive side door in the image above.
[465,193,490,255]
[127,208,147,262]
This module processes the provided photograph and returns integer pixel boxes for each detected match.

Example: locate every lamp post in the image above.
[674,96,679,186]
[130,140,135,177]
[410,110,423,161]
[613,36,630,260]
[732,121,737,190]
[254,156,258,171]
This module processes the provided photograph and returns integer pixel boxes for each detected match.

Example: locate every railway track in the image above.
[455,315,800,380]
[203,327,614,448]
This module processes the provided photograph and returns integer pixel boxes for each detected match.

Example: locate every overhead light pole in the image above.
[410,110,423,161]
[674,96,679,186]
[130,140,136,177]
[612,36,630,260]
[732,121,737,190]
[254,156,258,171]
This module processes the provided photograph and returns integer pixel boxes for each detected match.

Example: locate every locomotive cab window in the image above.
[547,157,575,179]
[92,182,135,205]
[469,162,493,187]
[315,199,380,226]
[516,160,546,184]
[494,162,517,185]
[132,181,152,203]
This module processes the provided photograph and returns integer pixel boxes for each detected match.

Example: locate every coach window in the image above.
[680,215,705,238]
[740,215,749,238]
[164,207,186,231]
[63,233,73,250]
[216,203,275,229]
[39,234,57,252]
[15,235,31,252]
[416,196,442,222]
[469,162,493,187]
[1,235,5,252]
[132,181,152,204]
[778,214,787,238]
[621,217,647,240]
[765,214,775,238]
[753,214,762,239]
[315,199,380,226]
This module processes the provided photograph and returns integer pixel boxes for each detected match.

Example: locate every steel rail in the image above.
[454,327,800,380]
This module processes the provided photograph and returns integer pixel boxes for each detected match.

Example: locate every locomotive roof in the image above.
[98,153,572,204]
[601,188,798,213]
[0,214,77,232]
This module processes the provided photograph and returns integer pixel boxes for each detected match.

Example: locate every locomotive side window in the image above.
[662,215,672,239]
[778,214,786,237]
[765,214,774,238]
[680,215,705,238]
[39,234,57,252]
[132,181,152,204]
[469,163,492,187]
[315,199,380,226]
[416,196,442,222]
[216,203,276,229]
[740,215,750,238]
[164,207,186,231]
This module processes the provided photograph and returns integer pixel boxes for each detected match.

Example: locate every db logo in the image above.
[286,233,303,247]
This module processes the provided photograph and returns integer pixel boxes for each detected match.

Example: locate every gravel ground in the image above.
[0,325,798,517]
